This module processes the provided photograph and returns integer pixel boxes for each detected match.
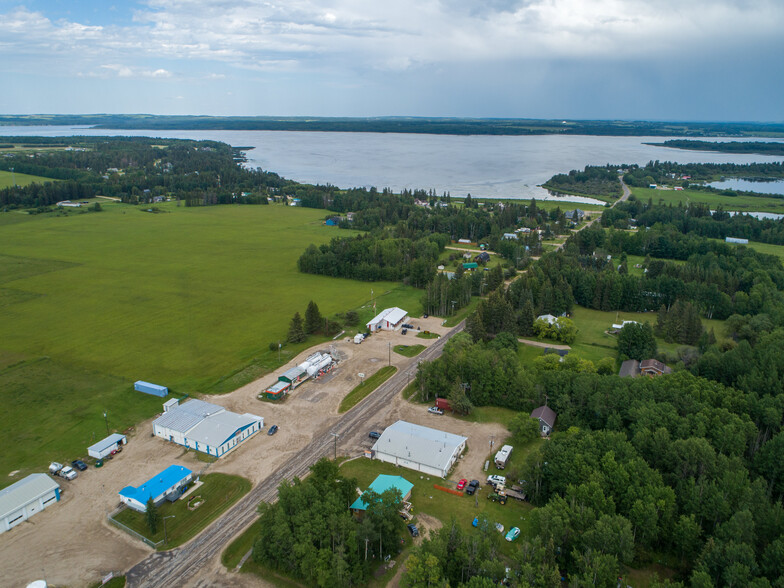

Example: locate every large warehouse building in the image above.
[152,399,263,458]
[371,420,467,478]
[0,474,61,535]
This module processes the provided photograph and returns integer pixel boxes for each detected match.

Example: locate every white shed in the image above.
[1,474,61,535]
[87,433,127,459]
[366,307,408,332]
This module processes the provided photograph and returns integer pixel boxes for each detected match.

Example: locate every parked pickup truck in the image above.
[49,462,77,480]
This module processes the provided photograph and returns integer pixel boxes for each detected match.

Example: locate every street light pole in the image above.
[388,342,391,366]
[103,411,109,436]
[163,515,176,545]
[330,433,339,460]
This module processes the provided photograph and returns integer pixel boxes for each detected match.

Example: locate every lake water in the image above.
[2,126,784,203]
[707,178,784,195]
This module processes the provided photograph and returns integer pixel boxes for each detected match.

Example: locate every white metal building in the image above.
[366,307,409,332]
[88,433,127,459]
[371,420,468,478]
[152,399,263,457]
[0,474,61,535]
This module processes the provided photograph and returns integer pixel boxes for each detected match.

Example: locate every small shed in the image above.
[1,474,61,535]
[265,380,291,399]
[88,433,127,459]
[725,237,749,245]
[278,365,308,387]
[457,239,471,244]
[134,381,168,397]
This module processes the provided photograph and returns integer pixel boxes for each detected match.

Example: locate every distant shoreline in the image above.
[2,115,784,137]
[646,139,784,156]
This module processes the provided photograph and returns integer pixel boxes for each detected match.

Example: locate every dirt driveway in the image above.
[0,316,490,588]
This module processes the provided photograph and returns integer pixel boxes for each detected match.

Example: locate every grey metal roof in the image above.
[280,365,306,381]
[0,474,60,519]
[372,420,467,473]
[618,359,640,378]
[530,405,557,428]
[185,412,261,448]
[153,399,224,434]
[87,433,127,455]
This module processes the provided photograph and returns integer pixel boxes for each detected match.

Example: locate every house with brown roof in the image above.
[530,405,557,435]
[640,359,672,376]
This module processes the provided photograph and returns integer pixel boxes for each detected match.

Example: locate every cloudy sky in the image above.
[1,0,782,120]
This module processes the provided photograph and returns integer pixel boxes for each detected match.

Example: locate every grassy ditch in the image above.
[339,366,397,413]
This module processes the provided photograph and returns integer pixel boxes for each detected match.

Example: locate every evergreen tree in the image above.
[304,300,323,334]
[518,297,536,337]
[287,312,306,343]
[145,497,160,535]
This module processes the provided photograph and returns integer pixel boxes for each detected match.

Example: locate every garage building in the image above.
[88,433,128,459]
[0,474,61,535]
[366,307,409,332]
[152,399,263,457]
[119,465,193,512]
[371,420,467,478]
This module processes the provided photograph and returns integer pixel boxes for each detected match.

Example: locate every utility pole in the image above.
[388,342,391,366]
[331,432,339,460]
[103,411,109,436]
[278,342,281,364]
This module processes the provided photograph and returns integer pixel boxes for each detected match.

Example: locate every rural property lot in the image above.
[0,318,504,588]
[0,202,420,478]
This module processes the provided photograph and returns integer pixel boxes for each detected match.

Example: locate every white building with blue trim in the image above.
[119,465,194,512]
[0,474,61,534]
[152,399,263,458]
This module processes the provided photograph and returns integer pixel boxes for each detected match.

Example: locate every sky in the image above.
[0,0,783,120]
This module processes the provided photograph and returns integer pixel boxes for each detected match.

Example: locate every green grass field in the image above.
[0,169,58,189]
[339,365,397,413]
[632,186,784,213]
[0,202,422,480]
[112,472,250,549]
[706,237,784,263]
[393,344,425,357]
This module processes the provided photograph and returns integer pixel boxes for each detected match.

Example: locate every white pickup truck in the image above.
[49,462,77,480]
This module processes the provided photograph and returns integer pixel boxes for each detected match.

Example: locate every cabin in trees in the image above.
[564,209,585,222]
[474,252,491,263]
[537,314,558,325]
[350,475,413,517]
[619,358,672,378]
[530,405,557,436]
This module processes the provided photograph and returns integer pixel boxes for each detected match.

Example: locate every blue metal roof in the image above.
[350,475,413,510]
[119,465,193,504]
[87,433,127,455]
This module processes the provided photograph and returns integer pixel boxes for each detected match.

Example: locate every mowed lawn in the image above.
[0,202,416,478]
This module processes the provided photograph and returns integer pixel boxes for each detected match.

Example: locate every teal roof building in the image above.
[350,474,413,511]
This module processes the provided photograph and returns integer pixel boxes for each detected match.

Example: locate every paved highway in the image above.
[126,320,465,587]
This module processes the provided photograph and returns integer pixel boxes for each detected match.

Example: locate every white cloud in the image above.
[98,64,172,78]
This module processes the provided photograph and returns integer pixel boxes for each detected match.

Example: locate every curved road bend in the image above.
[127,321,465,588]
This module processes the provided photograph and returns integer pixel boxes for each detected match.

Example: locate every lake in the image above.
[707,178,784,195]
[2,126,784,202]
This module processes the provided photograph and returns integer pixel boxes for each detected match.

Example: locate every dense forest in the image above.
[404,198,784,586]
[542,165,622,199]
[253,459,405,587]
[4,115,784,136]
[649,140,784,156]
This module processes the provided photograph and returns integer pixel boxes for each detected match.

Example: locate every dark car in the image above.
[268,425,279,435]
[465,480,480,495]
[423,314,429,318]
[402,328,408,335]
[402,323,414,329]
[369,431,381,440]
[71,459,88,471]
[407,523,419,537]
